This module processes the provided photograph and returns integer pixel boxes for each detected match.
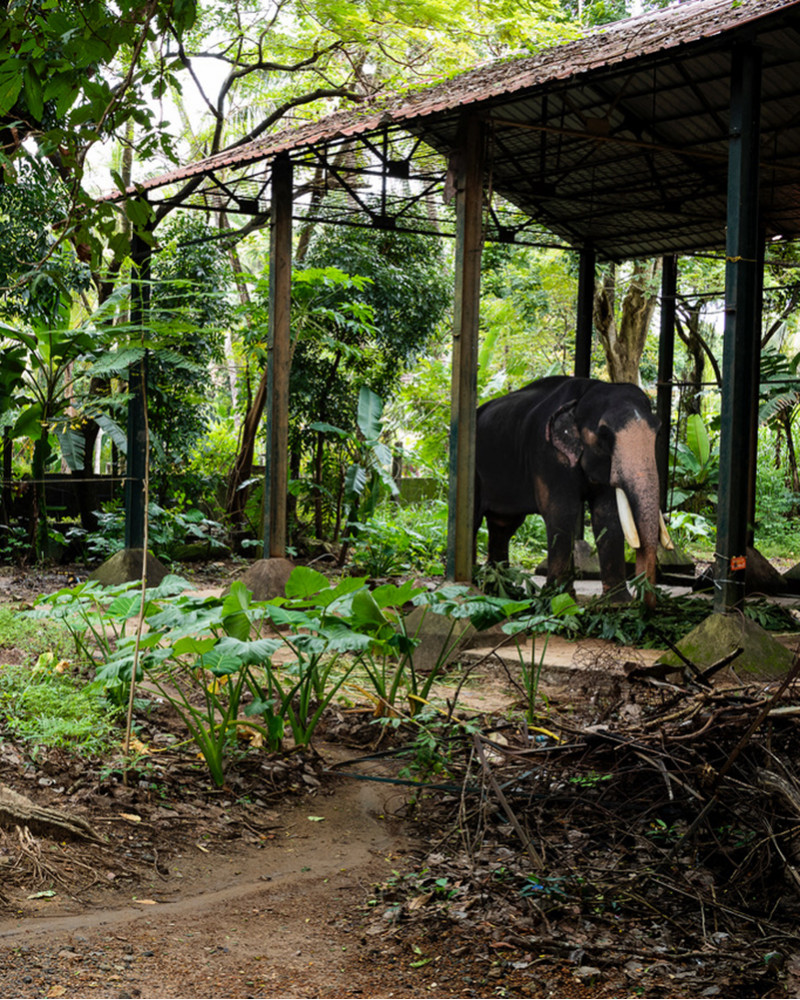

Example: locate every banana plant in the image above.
[669,412,718,509]
[310,385,399,561]
[2,296,99,557]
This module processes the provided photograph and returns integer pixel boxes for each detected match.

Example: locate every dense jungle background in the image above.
[4,1,800,997]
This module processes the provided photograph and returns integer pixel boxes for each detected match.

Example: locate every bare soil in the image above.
[3,562,800,999]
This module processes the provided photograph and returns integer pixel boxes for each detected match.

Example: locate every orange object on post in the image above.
[730,555,747,572]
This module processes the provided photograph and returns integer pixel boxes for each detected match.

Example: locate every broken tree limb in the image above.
[0,783,102,842]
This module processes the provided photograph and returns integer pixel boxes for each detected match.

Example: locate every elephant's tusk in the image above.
[659,511,674,550]
[615,488,640,550]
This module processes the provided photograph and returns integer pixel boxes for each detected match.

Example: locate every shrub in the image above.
[348,500,449,577]
[73,499,225,562]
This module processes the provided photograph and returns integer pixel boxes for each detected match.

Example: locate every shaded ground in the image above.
[3,561,800,998]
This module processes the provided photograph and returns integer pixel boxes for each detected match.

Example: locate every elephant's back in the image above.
[475,378,574,513]
[477,375,596,431]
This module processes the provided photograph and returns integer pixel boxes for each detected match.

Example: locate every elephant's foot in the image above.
[599,581,633,605]
[543,575,577,601]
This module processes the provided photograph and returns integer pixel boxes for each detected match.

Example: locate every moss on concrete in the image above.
[171,538,231,562]
[657,612,794,681]
[88,548,168,587]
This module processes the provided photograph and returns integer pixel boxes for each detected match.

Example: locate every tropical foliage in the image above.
[1,0,800,568]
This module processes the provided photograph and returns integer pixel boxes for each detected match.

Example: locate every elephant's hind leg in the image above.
[485,512,526,564]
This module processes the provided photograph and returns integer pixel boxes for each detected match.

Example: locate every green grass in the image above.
[0,605,120,756]
[0,605,73,664]
[0,658,122,756]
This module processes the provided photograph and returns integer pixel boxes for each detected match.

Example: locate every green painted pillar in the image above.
[574,244,595,379]
[714,45,762,611]
[124,228,151,550]
[657,255,677,512]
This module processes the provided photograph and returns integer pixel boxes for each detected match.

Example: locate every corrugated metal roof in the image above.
[128,0,800,259]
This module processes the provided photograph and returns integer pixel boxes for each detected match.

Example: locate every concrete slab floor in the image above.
[461,574,800,694]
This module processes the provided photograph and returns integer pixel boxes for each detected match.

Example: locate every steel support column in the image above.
[656,255,678,512]
[574,244,595,379]
[124,228,151,550]
[747,233,766,546]
[714,45,762,611]
[446,117,484,581]
[263,153,293,558]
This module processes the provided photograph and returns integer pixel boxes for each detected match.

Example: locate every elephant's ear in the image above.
[547,402,582,467]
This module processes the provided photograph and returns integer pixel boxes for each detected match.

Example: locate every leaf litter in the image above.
[3,562,800,996]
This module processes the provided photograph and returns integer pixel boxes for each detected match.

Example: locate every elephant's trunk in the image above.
[611,420,662,606]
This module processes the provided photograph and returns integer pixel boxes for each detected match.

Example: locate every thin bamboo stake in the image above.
[123,357,150,777]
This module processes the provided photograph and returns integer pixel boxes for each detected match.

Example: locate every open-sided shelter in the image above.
[115,0,800,609]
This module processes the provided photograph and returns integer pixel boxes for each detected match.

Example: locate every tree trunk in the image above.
[223,216,264,544]
[313,430,325,538]
[1,429,11,528]
[676,305,705,416]
[594,259,662,384]
[225,367,268,543]
[781,411,800,498]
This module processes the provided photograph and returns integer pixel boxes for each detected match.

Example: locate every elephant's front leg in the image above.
[588,487,632,602]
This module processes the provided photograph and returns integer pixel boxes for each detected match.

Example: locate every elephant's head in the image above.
[547,384,671,603]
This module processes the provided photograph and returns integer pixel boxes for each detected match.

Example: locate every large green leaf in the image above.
[356,385,384,441]
[0,68,22,116]
[173,636,217,657]
[350,589,388,628]
[54,423,85,472]
[685,413,710,468]
[205,636,282,668]
[94,414,128,454]
[199,648,246,677]
[285,566,329,599]
[343,463,368,501]
[107,593,152,621]
[12,403,44,440]
[371,580,425,609]
[308,421,348,438]
[221,580,253,640]
[317,622,373,652]
[0,348,26,414]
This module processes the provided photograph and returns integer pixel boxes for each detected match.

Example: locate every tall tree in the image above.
[225,222,451,541]
[593,258,661,383]
[0,0,198,271]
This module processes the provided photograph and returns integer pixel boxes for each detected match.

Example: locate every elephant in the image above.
[474,375,671,603]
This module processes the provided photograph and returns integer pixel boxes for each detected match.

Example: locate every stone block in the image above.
[88,548,169,587]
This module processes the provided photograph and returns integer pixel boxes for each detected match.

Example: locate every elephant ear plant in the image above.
[29,568,428,787]
[29,566,553,788]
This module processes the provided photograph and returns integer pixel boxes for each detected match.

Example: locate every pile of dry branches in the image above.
[365,658,800,996]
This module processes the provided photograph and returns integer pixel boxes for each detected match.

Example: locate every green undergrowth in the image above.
[0,656,121,756]
[575,594,799,648]
[0,608,120,756]
[9,563,798,785]
[476,567,800,647]
[26,570,528,787]
[0,605,73,663]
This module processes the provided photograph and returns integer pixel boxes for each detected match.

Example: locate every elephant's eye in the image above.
[596,424,614,454]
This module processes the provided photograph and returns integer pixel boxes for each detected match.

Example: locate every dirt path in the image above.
[0,768,430,999]
[7,564,800,998]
